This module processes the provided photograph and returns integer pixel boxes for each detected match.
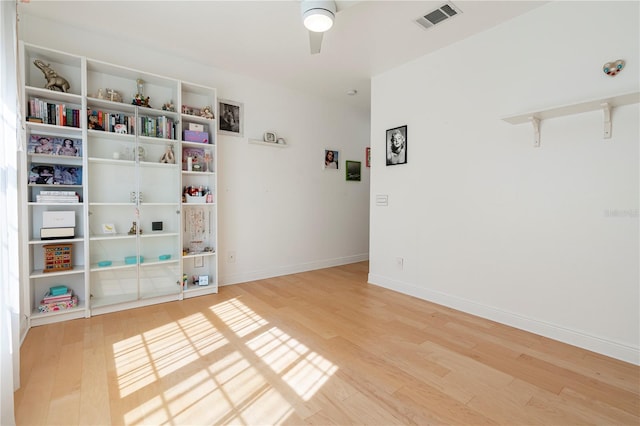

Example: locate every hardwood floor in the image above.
[14,262,639,425]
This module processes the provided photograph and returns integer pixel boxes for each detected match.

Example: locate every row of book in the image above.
[35,190,80,203]
[88,109,176,139]
[28,98,81,128]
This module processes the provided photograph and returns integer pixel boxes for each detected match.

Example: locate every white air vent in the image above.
[415,2,462,30]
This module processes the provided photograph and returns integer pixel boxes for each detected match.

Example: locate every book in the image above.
[42,289,73,303]
[29,164,82,185]
[28,135,82,157]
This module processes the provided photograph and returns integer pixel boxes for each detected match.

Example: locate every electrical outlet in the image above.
[396,257,404,269]
[227,251,236,263]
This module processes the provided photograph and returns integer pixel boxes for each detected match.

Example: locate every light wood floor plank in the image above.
[15,262,640,425]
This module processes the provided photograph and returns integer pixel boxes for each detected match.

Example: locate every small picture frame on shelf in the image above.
[263,131,277,143]
[346,160,361,181]
[101,223,116,234]
[218,99,243,137]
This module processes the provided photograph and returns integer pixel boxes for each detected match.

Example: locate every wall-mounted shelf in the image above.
[249,139,288,148]
[502,91,639,147]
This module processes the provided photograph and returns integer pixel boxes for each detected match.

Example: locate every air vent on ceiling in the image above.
[415,2,462,30]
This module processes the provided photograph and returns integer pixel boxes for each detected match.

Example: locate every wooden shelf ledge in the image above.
[502,91,639,147]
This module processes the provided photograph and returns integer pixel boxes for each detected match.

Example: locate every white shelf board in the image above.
[182,251,216,259]
[29,237,84,245]
[30,268,85,279]
[502,91,640,124]
[249,139,288,148]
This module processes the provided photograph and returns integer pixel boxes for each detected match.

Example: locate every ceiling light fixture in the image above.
[302,1,336,33]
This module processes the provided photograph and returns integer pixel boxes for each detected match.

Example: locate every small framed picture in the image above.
[218,99,243,137]
[386,125,407,166]
[323,149,339,170]
[102,223,116,234]
[365,147,371,167]
[346,160,361,181]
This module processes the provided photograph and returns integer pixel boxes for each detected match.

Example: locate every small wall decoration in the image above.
[603,59,625,76]
[218,99,244,137]
[323,149,339,170]
[346,160,361,181]
[365,147,371,167]
[386,125,407,166]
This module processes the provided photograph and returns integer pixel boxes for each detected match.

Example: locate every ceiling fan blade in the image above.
[309,31,323,55]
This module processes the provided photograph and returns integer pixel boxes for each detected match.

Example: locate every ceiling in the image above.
[18,1,546,111]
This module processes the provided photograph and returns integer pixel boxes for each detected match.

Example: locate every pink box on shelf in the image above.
[184,130,209,144]
[38,295,78,313]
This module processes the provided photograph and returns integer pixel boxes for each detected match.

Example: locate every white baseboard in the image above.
[368,273,639,366]
[220,253,369,286]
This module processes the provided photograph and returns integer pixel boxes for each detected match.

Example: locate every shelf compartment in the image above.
[29,303,87,327]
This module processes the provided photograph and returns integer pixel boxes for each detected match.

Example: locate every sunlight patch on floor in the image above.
[210,297,269,337]
[113,297,337,424]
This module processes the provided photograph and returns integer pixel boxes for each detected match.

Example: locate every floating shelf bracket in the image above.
[502,91,639,147]
[601,102,612,139]
[529,116,540,147]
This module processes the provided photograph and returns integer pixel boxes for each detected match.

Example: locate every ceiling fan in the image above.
[300,0,346,54]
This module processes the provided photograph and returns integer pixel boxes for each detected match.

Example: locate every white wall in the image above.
[20,14,370,285]
[370,1,639,364]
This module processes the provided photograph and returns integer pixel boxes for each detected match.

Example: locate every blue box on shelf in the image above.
[124,255,144,265]
[49,285,68,296]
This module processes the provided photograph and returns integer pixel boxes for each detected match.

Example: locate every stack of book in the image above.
[38,286,78,313]
[36,190,79,203]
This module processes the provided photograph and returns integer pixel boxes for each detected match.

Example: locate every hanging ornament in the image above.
[603,59,625,76]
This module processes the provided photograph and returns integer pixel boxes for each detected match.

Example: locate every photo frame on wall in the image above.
[346,160,361,181]
[365,147,371,167]
[323,149,339,170]
[386,125,407,166]
[218,99,244,137]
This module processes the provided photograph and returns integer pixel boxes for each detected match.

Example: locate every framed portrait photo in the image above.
[346,160,361,181]
[218,99,244,137]
[323,149,339,170]
[386,125,407,166]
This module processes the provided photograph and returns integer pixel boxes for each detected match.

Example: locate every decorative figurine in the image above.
[160,144,176,164]
[105,88,123,103]
[128,221,142,235]
[33,59,70,92]
[97,88,105,99]
[603,59,625,76]
[132,78,151,107]
[200,105,214,119]
[162,101,175,112]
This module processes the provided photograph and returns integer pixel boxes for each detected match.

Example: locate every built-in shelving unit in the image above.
[502,91,640,147]
[19,42,218,326]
